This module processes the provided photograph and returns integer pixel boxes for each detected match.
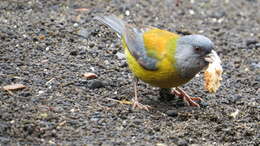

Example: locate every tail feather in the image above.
[94,15,125,36]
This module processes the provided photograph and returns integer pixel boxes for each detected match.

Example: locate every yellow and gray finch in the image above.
[95,15,214,110]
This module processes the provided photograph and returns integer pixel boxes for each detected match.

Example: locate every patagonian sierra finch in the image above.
[95,15,215,110]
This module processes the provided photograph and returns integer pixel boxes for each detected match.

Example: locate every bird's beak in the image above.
[204,50,220,63]
[202,50,221,71]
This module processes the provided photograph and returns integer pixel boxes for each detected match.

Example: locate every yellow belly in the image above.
[125,48,190,88]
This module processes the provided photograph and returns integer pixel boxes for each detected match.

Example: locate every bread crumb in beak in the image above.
[204,50,223,93]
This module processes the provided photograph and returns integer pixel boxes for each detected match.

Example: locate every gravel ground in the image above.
[0,0,259,145]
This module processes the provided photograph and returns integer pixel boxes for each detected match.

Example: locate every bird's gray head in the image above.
[175,34,214,79]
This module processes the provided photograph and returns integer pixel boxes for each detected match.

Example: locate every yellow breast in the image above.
[125,49,189,88]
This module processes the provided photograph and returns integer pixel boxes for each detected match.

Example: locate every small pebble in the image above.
[78,28,91,38]
[177,139,188,146]
[19,92,31,97]
[38,90,44,94]
[45,46,50,51]
[190,144,200,146]
[211,11,226,18]
[125,10,130,16]
[70,51,78,56]
[132,120,142,125]
[156,143,167,146]
[89,42,95,48]
[118,61,127,68]
[73,23,79,27]
[246,39,258,46]
[250,62,260,69]
[199,100,209,108]
[189,9,195,15]
[166,110,178,117]
[116,52,125,60]
[104,60,110,65]
[88,79,105,89]
[77,79,88,86]
[230,109,240,119]
[229,95,242,103]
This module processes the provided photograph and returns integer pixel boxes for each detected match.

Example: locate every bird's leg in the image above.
[171,87,203,107]
[132,77,151,111]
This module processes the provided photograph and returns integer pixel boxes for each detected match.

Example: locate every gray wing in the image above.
[95,15,158,70]
[124,25,158,70]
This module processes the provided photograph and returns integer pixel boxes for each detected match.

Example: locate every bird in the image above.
[94,15,214,110]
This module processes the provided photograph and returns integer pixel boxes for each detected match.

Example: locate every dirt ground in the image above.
[0,0,259,145]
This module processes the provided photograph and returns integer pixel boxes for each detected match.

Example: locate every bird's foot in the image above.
[171,87,202,107]
[132,98,151,111]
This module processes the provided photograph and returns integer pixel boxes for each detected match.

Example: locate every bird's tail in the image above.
[94,15,125,36]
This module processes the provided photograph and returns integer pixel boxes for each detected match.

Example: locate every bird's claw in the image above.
[171,88,203,107]
[132,99,151,111]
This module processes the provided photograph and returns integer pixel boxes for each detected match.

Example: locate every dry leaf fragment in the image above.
[204,50,223,93]
[83,72,97,79]
[38,35,45,40]
[74,8,89,12]
[58,121,67,126]
[107,98,133,105]
[3,84,26,91]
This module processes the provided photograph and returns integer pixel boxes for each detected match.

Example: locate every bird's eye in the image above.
[194,47,201,51]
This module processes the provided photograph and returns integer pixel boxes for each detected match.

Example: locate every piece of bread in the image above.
[204,50,223,93]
